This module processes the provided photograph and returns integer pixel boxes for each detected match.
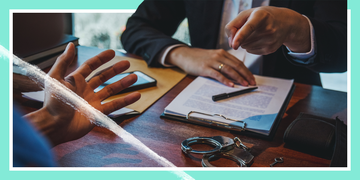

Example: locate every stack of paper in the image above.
[163,75,294,136]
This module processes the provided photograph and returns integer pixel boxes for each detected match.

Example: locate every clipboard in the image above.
[161,84,296,140]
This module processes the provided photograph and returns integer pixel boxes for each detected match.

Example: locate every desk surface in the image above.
[13,46,347,167]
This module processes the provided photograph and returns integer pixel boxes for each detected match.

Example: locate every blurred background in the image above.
[73,12,190,50]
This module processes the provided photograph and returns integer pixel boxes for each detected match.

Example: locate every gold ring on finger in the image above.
[218,63,224,72]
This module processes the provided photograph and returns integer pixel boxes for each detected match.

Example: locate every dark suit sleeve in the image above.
[284,0,347,73]
[121,0,187,67]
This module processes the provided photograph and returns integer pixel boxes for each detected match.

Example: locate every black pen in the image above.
[212,87,258,101]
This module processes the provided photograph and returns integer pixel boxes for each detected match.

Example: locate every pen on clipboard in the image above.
[212,87,258,101]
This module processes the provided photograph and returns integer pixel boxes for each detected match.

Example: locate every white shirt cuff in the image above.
[286,15,316,64]
[158,44,188,67]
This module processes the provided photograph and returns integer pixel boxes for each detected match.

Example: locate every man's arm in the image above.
[293,0,347,73]
[121,0,187,67]
[122,0,256,86]
[226,0,347,73]
[24,43,141,146]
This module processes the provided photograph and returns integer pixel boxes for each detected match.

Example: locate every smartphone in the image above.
[94,71,157,94]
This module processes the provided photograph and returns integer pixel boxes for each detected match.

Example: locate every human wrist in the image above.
[23,107,62,146]
[165,46,191,67]
[283,12,311,53]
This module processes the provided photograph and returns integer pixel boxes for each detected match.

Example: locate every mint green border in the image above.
[1,0,358,179]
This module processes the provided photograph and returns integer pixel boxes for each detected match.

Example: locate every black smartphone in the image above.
[94,71,157,93]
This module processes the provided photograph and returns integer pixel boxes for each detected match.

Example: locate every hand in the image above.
[24,43,141,146]
[166,46,256,87]
[225,6,311,55]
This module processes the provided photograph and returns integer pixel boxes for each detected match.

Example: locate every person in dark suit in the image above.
[121,0,347,86]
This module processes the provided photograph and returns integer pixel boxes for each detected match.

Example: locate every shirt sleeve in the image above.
[13,107,57,167]
[285,15,316,65]
[158,44,188,67]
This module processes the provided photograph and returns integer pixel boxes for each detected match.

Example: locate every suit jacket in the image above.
[121,0,347,86]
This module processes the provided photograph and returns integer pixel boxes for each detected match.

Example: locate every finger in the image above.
[245,48,266,55]
[244,36,286,55]
[225,25,238,48]
[245,47,278,55]
[241,37,273,55]
[242,36,283,55]
[242,45,277,56]
[48,43,76,79]
[240,25,279,47]
[232,10,267,49]
[87,61,130,89]
[96,73,138,100]
[203,67,235,87]
[71,49,116,79]
[225,9,253,48]
[102,92,141,115]
[240,30,267,47]
[218,64,249,86]
[222,53,256,85]
[209,50,256,86]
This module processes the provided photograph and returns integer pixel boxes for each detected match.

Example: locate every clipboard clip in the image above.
[186,111,247,131]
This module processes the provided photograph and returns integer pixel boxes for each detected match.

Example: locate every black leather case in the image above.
[283,113,336,151]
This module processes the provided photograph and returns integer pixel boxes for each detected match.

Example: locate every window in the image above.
[73,13,190,50]
[74,13,132,50]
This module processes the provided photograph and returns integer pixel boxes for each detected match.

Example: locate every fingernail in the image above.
[251,80,256,85]
[65,43,71,52]
[233,44,238,50]
[242,81,249,86]
[229,82,234,87]
[228,37,232,48]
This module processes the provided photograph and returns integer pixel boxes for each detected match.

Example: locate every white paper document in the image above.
[164,75,294,135]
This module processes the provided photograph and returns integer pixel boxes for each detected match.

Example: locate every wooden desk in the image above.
[13,46,347,167]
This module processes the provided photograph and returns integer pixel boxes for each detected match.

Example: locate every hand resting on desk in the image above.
[24,43,141,147]
[166,46,256,87]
